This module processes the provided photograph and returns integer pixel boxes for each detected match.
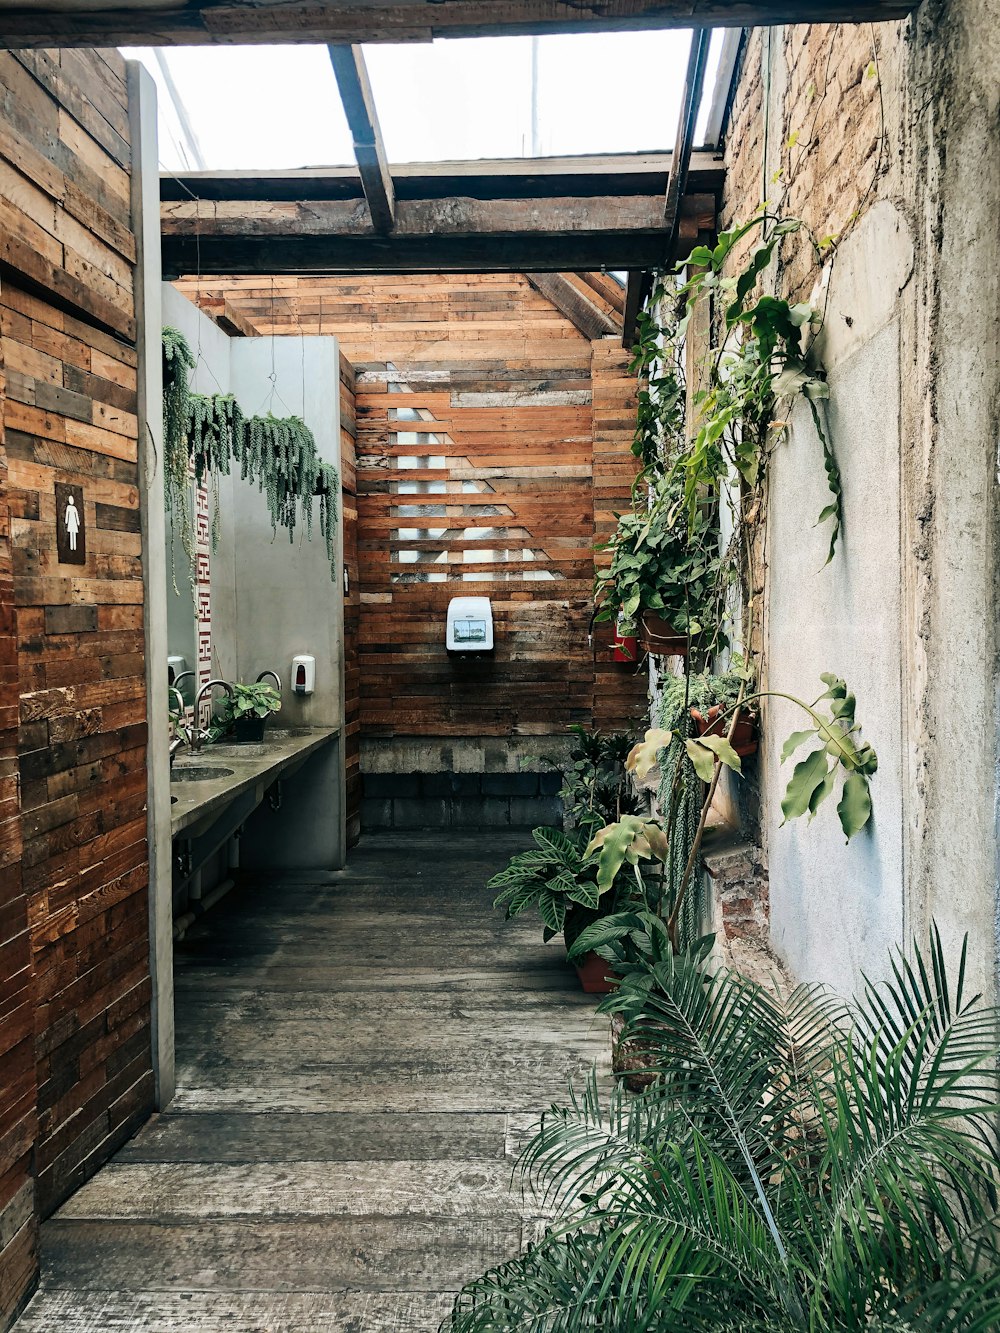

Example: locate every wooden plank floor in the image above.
[16,832,609,1331]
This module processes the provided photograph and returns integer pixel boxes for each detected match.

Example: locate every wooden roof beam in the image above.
[0,0,919,50]
[525,273,620,340]
[328,44,395,233]
[159,191,718,277]
[160,151,725,204]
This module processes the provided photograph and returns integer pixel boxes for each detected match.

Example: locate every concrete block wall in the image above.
[362,769,564,831]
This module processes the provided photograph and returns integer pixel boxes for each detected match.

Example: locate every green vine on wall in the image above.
[584,211,877,957]
[161,327,339,590]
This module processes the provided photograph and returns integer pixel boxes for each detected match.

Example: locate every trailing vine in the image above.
[161,327,340,589]
[585,212,878,956]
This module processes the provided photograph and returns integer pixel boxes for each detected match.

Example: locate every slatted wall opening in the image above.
[173,273,648,742]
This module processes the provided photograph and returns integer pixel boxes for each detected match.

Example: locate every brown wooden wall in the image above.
[339,350,361,843]
[0,48,151,1326]
[175,273,648,744]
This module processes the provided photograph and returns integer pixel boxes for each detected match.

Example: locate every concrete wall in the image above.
[160,287,345,732]
[724,1,1000,1003]
[160,288,347,870]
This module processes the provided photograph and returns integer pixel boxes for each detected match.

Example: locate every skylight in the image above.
[123,29,724,175]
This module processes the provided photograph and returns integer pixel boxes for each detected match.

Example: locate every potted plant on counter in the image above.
[220,680,282,743]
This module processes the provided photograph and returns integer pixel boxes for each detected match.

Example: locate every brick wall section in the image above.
[722,23,907,292]
[0,47,152,1321]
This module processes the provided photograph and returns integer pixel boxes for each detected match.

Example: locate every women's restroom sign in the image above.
[55,483,86,565]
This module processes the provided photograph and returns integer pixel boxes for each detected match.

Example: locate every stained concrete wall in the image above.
[727,1,1000,1004]
[159,287,347,870]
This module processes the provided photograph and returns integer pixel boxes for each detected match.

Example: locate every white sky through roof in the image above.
[123,31,723,175]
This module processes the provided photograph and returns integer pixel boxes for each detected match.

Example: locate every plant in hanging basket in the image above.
[594,472,729,660]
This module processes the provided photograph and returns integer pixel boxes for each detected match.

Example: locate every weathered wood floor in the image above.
[16,832,609,1331]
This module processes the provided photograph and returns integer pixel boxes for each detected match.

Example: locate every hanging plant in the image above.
[163,327,197,590]
[160,328,340,586]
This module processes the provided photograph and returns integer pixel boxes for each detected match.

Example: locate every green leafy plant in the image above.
[677,216,840,562]
[490,826,608,943]
[659,665,746,732]
[443,929,1000,1333]
[547,725,641,833]
[776,673,878,840]
[219,680,281,725]
[594,472,731,652]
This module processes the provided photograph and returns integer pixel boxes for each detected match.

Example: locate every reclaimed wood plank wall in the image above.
[340,351,361,844]
[174,273,647,745]
[0,47,151,1327]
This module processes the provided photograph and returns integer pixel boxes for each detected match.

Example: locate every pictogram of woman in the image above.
[64,493,81,552]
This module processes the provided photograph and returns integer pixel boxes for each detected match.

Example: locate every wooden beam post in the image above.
[525,272,620,340]
[328,43,395,233]
[623,28,712,347]
[622,270,653,350]
[664,26,712,263]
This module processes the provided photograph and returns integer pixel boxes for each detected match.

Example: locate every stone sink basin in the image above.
[171,765,235,783]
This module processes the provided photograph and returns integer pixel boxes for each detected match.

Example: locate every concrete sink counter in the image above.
[170,726,341,838]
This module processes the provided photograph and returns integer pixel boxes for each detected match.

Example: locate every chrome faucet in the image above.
[172,669,195,700]
[191,679,235,753]
[168,686,189,768]
[256,669,281,695]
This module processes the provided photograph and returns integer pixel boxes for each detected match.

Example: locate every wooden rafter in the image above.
[327,44,395,233]
[664,27,712,263]
[525,273,620,340]
[159,152,723,279]
[160,192,717,277]
[0,0,918,49]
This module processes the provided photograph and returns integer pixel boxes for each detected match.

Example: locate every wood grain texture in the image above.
[17,832,610,1330]
[0,48,151,1327]
[175,272,647,741]
[0,0,918,49]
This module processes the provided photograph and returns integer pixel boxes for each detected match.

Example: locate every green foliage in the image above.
[442,929,1000,1332]
[161,328,340,587]
[778,674,878,840]
[677,216,840,561]
[658,664,748,733]
[594,472,731,651]
[549,725,640,833]
[219,680,282,724]
[490,826,608,942]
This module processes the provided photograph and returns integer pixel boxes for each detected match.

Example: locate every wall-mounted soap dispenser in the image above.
[446,596,494,654]
[291,655,316,695]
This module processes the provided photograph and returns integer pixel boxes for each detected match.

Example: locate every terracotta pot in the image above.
[691,704,758,758]
[574,951,620,995]
[638,611,689,657]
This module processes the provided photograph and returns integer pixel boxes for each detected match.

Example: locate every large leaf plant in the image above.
[443,929,1000,1332]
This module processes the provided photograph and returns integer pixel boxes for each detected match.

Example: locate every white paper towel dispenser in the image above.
[446,596,494,653]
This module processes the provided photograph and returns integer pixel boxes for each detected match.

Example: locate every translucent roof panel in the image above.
[121,45,353,173]
[364,30,695,162]
[124,29,720,174]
